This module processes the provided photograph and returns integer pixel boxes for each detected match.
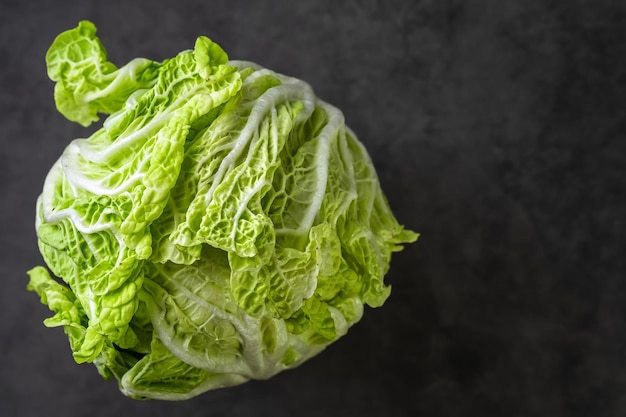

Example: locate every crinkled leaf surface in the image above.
[29,21,418,400]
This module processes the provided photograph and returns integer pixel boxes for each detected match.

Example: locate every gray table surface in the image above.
[2,0,625,416]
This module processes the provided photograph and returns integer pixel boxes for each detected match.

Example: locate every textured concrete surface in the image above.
[1,0,625,416]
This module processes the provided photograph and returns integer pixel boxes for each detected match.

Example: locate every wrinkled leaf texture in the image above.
[28,21,418,400]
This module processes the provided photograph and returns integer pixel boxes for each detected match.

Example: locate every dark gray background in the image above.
[2,0,625,416]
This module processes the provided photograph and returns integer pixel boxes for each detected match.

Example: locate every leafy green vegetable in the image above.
[28,21,418,400]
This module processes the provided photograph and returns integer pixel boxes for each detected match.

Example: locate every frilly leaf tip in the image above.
[76,20,97,34]
[194,36,229,78]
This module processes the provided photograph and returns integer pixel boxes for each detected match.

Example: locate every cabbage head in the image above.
[27,21,418,400]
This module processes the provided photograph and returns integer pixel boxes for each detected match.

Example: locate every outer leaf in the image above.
[27,267,140,375]
[27,266,86,332]
[121,333,247,401]
[46,20,159,126]
[139,246,293,379]
[170,69,314,258]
